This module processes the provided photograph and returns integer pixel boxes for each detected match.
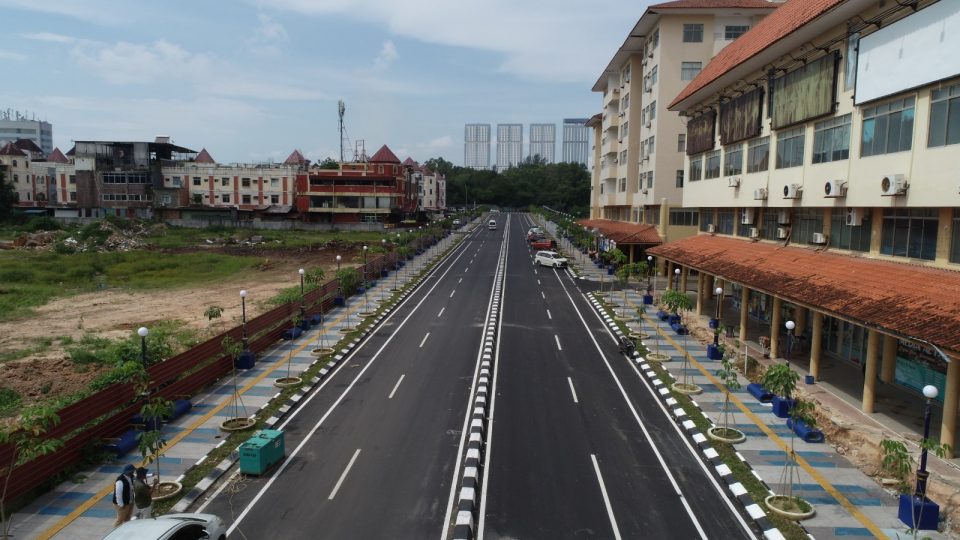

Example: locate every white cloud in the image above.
[70,40,213,85]
[374,40,397,70]
[19,32,76,44]
[0,0,133,24]
[256,0,640,81]
[248,13,289,57]
[0,50,27,61]
[426,135,452,149]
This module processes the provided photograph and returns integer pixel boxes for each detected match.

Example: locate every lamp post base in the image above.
[898,494,939,530]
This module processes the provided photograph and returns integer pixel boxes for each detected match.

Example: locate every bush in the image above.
[0,386,21,416]
[0,269,34,282]
[26,216,61,232]
[53,241,76,254]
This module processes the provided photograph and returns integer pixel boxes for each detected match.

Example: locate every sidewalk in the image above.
[8,227,465,540]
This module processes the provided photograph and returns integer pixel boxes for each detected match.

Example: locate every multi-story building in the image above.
[405,157,446,213]
[652,0,960,451]
[562,118,590,166]
[0,140,76,213]
[0,110,53,155]
[297,145,419,224]
[529,123,556,163]
[464,124,491,170]
[588,0,780,253]
[496,123,523,169]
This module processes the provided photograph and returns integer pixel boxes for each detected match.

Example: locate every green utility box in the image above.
[239,429,285,475]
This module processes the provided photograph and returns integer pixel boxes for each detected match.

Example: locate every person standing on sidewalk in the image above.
[133,467,154,519]
[112,464,135,526]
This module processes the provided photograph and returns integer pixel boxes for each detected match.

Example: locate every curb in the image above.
[587,293,791,540]
[171,236,457,514]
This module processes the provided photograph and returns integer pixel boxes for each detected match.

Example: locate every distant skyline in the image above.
[0,0,653,165]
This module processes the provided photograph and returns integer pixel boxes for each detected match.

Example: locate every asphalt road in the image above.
[199,213,755,539]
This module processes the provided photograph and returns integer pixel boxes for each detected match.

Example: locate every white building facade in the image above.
[562,118,590,166]
[496,123,524,169]
[529,123,556,163]
[464,124,491,170]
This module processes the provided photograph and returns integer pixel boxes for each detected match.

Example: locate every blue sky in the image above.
[0,0,652,165]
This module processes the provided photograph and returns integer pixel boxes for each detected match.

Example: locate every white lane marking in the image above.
[449,289,456,298]
[547,309,552,320]
[388,374,405,399]
[329,449,362,500]
[591,454,623,540]
[438,307,445,318]
[568,377,579,403]
[459,278,463,284]
[420,332,430,348]
[537,279,541,285]
[541,291,546,300]
[555,335,562,351]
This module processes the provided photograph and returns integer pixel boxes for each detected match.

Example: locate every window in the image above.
[192,177,202,186]
[683,24,704,43]
[813,114,851,163]
[844,32,859,91]
[792,209,824,245]
[172,176,182,187]
[928,83,960,148]
[69,175,76,184]
[681,62,702,81]
[618,178,627,192]
[669,208,699,226]
[861,96,915,156]
[648,136,655,155]
[649,101,656,121]
[747,136,769,173]
[830,209,871,252]
[271,194,280,204]
[676,170,684,188]
[650,65,658,86]
[242,194,251,204]
[222,177,230,186]
[651,29,659,49]
[725,25,750,40]
[699,209,714,232]
[621,121,629,140]
[951,210,960,263]
[716,209,735,235]
[69,192,77,201]
[880,208,938,260]
[271,178,280,187]
[647,171,654,188]
[775,127,805,169]
[724,144,743,176]
[704,150,721,179]
[689,155,703,182]
[222,194,231,203]
[12,175,17,183]
[242,177,251,187]
[678,134,686,153]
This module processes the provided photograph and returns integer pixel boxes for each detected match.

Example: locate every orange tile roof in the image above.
[195,148,216,164]
[652,0,777,8]
[46,148,69,163]
[648,235,960,354]
[370,145,400,163]
[577,219,662,245]
[284,149,307,165]
[670,0,843,109]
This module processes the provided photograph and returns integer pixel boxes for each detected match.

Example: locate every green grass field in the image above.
[143,225,390,250]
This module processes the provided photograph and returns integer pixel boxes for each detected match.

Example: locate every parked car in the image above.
[102,513,226,540]
[530,239,556,250]
[527,227,543,236]
[535,250,568,268]
[453,219,461,226]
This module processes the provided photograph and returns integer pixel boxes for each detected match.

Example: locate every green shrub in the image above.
[26,216,61,232]
[0,269,34,282]
[0,387,21,416]
[53,241,76,254]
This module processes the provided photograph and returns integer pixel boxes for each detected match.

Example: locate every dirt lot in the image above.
[0,246,355,409]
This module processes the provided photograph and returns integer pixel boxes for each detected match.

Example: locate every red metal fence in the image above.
[0,243,431,503]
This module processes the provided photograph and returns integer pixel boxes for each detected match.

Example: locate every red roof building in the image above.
[195,148,216,164]
[46,148,70,164]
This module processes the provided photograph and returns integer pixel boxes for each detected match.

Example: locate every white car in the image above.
[102,513,226,540]
[535,250,568,268]
[452,219,461,226]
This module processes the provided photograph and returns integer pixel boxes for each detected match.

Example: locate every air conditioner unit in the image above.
[777,210,790,224]
[824,179,847,198]
[811,232,827,244]
[706,224,716,233]
[644,86,652,93]
[644,120,652,128]
[749,227,759,238]
[753,187,767,200]
[618,112,625,118]
[727,176,741,188]
[647,48,654,58]
[783,183,802,199]
[881,174,908,196]
[776,227,789,239]
[741,208,755,225]
[641,188,649,195]
[845,208,862,226]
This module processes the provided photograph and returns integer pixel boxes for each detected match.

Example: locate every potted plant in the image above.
[762,363,799,418]
[671,329,702,395]
[896,436,952,532]
[708,351,746,443]
[707,324,725,360]
[219,337,255,431]
[607,248,626,275]
[275,328,304,388]
[764,398,816,520]
[137,396,182,501]
[0,406,62,539]
[661,289,692,334]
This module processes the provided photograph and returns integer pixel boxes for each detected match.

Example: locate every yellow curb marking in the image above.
[617,297,886,539]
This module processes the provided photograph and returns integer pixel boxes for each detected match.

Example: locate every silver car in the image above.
[535,250,568,268]
[102,513,226,540]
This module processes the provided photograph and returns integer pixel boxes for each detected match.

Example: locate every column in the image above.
[941,358,958,456]
[862,329,880,413]
[880,335,897,383]
[739,286,749,343]
[680,267,689,293]
[715,279,723,319]
[810,311,823,380]
[665,261,673,282]
[794,306,807,335]
[695,275,704,315]
[770,297,782,359]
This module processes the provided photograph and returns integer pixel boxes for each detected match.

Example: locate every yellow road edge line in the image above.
[38,300,368,540]
[620,299,886,539]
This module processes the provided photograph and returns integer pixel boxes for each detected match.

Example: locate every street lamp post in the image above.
[362,245,369,311]
[239,289,248,352]
[380,238,387,304]
[714,287,724,346]
[395,234,401,291]
[137,326,148,365]
[298,268,306,325]
[785,320,795,364]
[674,267,681,291]
[916,384,940,500]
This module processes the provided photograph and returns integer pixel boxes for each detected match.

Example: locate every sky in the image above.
[0,0,653,165]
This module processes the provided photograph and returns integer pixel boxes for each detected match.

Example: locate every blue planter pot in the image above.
[334,296,345,306]
[282,327,303,340]
[109,429,140,457]
[643,294,653,305]
[771,395,797,418]
[657,310,669,321]
[805,374,816,384]
[381,269,389,278]
[310,313,322,325]
[668,314,682,325]
[707,343,723,360]
[747,383,773,403]
[235,350,255,369]
[787,417,825,443]
[708,318,720,329]
[898,494,939,530]
[607,266,615,275]
[670,322,688,335]
[170,399,192,420]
